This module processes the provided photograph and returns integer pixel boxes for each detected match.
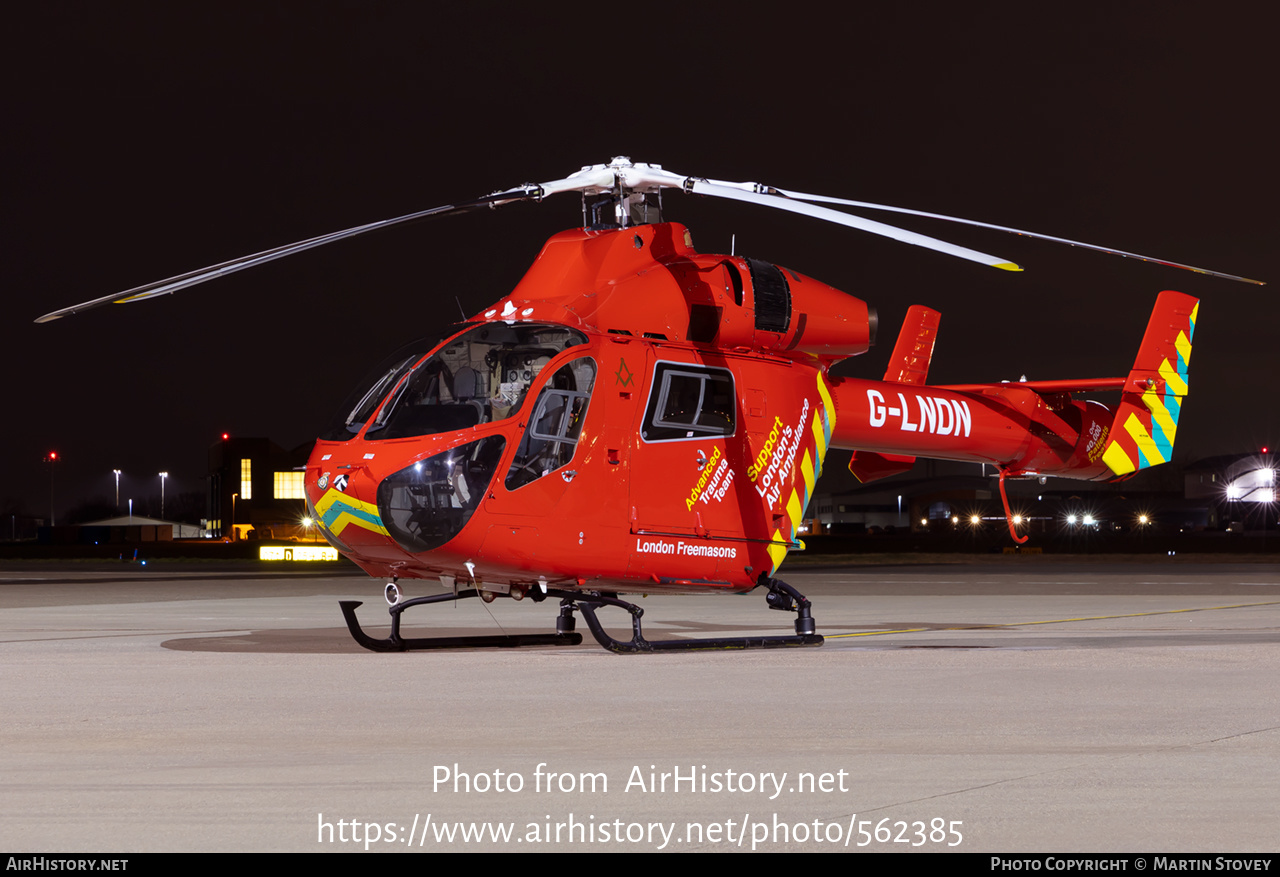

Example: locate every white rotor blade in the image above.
[35,189,541,323]
[37,156,1262,326]
[735,181,1264,286]
[687,179,1023,272]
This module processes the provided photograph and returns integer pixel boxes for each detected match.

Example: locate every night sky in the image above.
[4,3,1276,523]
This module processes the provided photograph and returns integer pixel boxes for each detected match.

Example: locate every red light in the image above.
[222,433,230,441]
[48,451,57,460]
[1264,447,1270,454]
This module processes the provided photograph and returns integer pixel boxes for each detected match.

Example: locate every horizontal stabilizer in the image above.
[848,451,917,483]
[939,377,1127,395]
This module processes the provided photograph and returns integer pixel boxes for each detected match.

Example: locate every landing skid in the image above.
[339,579,823,654]
[339,590,582,651]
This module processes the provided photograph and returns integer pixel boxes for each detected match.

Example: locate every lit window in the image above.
[240,459,252,500]
[274,471,305,499]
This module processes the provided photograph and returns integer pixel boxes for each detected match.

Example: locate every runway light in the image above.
[1083,515,1096,526]
[1067,514,1078,525]
[969,515,980,525]
[1012,515,1022,526]
[1138,514,1149,525]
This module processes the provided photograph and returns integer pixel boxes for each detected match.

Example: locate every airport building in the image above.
[206,436,313,540]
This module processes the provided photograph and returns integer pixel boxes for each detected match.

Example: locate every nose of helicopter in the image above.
[305,469,381,554]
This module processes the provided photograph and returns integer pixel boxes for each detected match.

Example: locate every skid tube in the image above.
[340,578,822,654]
[340,589,583,651]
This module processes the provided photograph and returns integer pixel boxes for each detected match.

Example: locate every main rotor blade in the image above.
[34,187,542,323]
[686,179,1023,272]
[740,182,1264,286]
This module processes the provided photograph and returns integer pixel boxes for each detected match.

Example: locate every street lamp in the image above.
[113,469,122,508]
[43,451,58,526]
[159,472,169,519]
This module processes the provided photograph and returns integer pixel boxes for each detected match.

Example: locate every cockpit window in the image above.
[365,323,588,441]
[377,435,506,553]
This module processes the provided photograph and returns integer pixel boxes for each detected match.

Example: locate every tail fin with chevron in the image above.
[1100,291,1199,476]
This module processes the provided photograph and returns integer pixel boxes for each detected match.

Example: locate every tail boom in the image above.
[826,291,1199,482]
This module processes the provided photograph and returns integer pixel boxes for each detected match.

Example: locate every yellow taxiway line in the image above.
[826,600,1280,639]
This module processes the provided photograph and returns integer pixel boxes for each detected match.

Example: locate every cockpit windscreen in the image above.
[364,323,588,440]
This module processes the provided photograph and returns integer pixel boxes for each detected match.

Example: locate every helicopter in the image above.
[37,157,1262,654]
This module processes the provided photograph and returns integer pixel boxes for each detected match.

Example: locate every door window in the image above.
[641,362,735,442]
[504,358,597,490]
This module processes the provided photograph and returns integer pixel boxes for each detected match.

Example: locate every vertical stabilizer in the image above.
[845,306,940,482]
[1100,291,1199,476]
[883,305,940,385]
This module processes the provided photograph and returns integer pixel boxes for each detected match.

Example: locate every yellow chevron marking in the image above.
[327,509,390,537]
[1175,329,1192,368]
[1190,301,1199,329]
[1103,440,1137,476]
[767,530,789,571]
[766,374,837,576]
[786,489,803,530]
[1124,411,1167,467]
[811,414,827,464]
[815,373,835,477]
[1158,359,1188,397]
[314,489,390,537]
[994,262,1023,272]
[816,373,836,428]
[315,489,380,517]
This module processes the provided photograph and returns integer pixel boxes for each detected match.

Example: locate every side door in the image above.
[629,355,743,539]
[484,354,599,520]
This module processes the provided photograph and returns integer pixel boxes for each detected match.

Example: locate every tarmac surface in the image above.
[3,557,1279,852]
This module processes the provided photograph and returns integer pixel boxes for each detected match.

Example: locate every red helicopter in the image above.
[38,157,1261,653]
